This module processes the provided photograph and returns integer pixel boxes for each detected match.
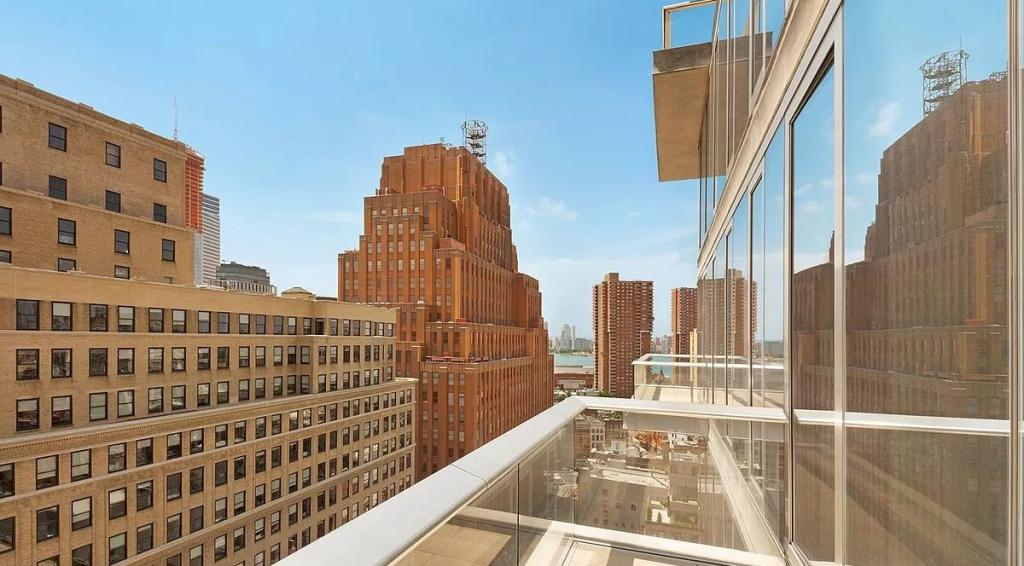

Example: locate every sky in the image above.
[1,0,699,337]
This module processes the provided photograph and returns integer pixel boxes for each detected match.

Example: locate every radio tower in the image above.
[461,120,488,164]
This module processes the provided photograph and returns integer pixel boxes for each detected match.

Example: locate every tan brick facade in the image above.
[0,74,414,566]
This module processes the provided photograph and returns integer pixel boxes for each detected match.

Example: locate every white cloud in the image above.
[524,197,579,222]
[518,219,532,232]
[798,200,823,216]
[868,102,900,138]
[854,172,875,185]
[491,151,516,179]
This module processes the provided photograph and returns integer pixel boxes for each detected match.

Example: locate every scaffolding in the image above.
[461,119,488,164]
[920,49,968,116]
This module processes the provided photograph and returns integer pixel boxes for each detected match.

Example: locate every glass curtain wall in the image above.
[791,64,836,563]
[694,1,1019,563]
[844,2,1009,564]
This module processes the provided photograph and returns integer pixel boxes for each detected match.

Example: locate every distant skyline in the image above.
[0,1,698,335]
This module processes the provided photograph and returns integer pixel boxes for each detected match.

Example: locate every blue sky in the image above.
[1,0,698,337]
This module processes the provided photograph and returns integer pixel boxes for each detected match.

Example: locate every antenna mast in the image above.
[461,120,488,164]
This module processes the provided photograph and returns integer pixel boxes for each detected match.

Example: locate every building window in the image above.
[71,497,91,530]
[153,203,167,223]
[88,348,107,376]
[189,505,204,533]
[0,465,12,499]
[167,513,182,541]
[51,349,72,377]
[117,348,134,375]
[172,309,186,333]
[148,308,164,332]
[171,347,186,371]
[137,523,153,553]
[117,306,134,331]
[137,480,153,510]
[71,450,91,481]
[88,393,106,421]
[51,396,72,427]
[16,349,39,380]
[114,229,130,254]
[153,158,167,182]
[48,123,66,151]
[36,505,59,541]
[105,142,121,168]
[35,456,58,489]
[108,488,127,519]
[0,516,13,553]
[171,385,186,410]
[71,545,91,566]
[0,207,10,235]
[198,311,211,333]
[198,348,211,371]
[16,300,39,330]
[48,176,67,200]
[114,265,130,279]
[166,432,183,459]
[58,218,76,245]
[217,312,229,333]
[162,239,176,262]
[52,302,72,330]
[108,531,126,564]
[88,305,107,331]
[148,347,163,373]
[136,438,153,466]
[16,399,39,431]
[117,390,134,417]
[108,443,126,472]
[148,387,163,413]
[105,190,121,213]
[57,257,76,272]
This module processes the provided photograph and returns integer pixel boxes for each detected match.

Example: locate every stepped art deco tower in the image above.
[338,143,553,478]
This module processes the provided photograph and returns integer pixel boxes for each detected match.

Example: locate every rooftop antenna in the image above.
[461,119,488,164]
[920,49,968,116]
[173,97,179,141]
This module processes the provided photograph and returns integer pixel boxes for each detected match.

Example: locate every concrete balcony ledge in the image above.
[653,42,711,182]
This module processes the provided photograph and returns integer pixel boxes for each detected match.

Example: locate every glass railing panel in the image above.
[573,408,784,560]
[517,425,576,565]
[396,467,520,566]
[665,1,718,49]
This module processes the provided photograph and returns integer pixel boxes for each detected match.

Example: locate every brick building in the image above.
[593,273,653,398]
[0,74,414,566]
[337,143,552,478]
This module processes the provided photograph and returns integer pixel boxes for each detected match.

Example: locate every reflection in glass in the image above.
[844,2,1008,563]
[727,194,752,407]
[574,409,783,559]
[792,65,835,562]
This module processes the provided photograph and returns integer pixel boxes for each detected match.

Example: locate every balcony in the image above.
[282,394,788,566]
[653,1,715,182]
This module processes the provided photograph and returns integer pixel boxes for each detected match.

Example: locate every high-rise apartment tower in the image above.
[592,273,653,397]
